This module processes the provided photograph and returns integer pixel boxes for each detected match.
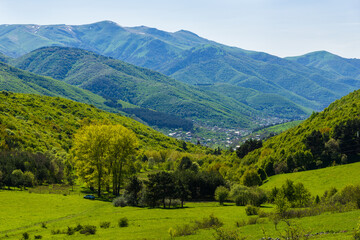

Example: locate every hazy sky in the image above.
[0,0,359,58]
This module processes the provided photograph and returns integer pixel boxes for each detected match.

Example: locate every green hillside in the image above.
[240,89,360,176]
[0,92,201,153]
[11,46,261,128]
[261,161,360,196]
[0,61,117,113]
[198,83,311,118]
[1,21,359,113]
[0,52,10,63]
[286,51,360,81]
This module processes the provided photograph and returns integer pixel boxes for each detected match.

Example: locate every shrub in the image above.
[118,217,129,227]
[241,169,262,187]
[213,228,246,240]
[74,224,83,232]
[41,222,47,228]
[22,232,29,240]
[173,224,196,237]
[80,225,96,235]
[100,221,111,229]
[247,217,259,225]
[235,220,246,228]
[34,235,42,239]
[231,185,267,207]
[215,186,229,205]
[51,229,62,235]
[67,226,75,235]
[354,219,360,240]
[194,214,223,229]
[245,205,259,216]
[113,196,127,207]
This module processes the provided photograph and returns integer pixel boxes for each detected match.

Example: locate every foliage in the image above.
[100,221,111,229]
[230,184,267,207]
[79,225,96,235]
[112,196,127,207]
[245,205,259,216]
[241,169,262,187]
[73,124,138,196]
[122,108,193,131]
[214,186,229,205]
[213,228,246,240]
[118,217,129,227]
[242,89,360,176]
[236,139,262,159]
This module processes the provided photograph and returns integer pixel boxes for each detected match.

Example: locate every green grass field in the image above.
[261,161,360,196]
[1,190,358,240]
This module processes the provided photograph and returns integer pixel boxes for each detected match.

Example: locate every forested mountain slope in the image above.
[11,46,266,128]
[240,89,360,176]
[0,92,202,153]
[1,21,359,113]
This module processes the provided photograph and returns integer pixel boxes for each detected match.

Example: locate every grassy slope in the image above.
[0,61,116,113]
[12,46,259,128]
[0,92,202,153]
[0,191,358,239]
[261,161,360,196]
[242,88,360,168]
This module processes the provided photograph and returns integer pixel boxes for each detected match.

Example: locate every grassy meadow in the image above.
[1,186,359,239]
[261,161,360,196]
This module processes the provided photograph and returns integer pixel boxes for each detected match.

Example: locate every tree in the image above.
[73,124,138,196]
[214,186,229,205]
[241,169,262,187]
[23,171,35,188]
[11,169,24,189]
[236,139,262,159]
[145,171,175,208]
[107,125,138,196]
[125,176,142,206]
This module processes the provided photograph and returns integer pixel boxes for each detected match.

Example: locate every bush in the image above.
[172,224,196,237]
[80,225,96,235]
[34,235,42,239]
[245,205,259,216]
[215,186,229,205]
[67,226,75,235]
[354,219,360,240]
[231,185,267,207]
[118,217,129,227]
[74,224,83,232]
[213,228,246,240]
[100,221,111,229]
[22,232,29,240]
[51,229,62,235]
[113,196,127,207]
[241,169,262,187]
[194,214,223,229]
[247,216,259,225]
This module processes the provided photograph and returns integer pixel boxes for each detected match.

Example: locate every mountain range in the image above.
[0,21,359,131]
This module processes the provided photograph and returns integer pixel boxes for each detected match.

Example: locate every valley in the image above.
[0,19,360,240]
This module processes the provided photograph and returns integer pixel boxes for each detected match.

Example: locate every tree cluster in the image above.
[0,151,64,188]
[236,139,262,159]
[73,124,138,196]
[122,108,193,131]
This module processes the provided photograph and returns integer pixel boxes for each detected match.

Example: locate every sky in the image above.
[0,0,359,58]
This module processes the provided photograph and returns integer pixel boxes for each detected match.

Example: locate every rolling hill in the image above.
[0,92,202,154]
[1,21,359,113]
[10,46,266,128]
[0,61,114,112]
[239,88,360,177]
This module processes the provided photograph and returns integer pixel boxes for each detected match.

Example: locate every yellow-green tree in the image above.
[108,125,138,196]
[73,124,138,196]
